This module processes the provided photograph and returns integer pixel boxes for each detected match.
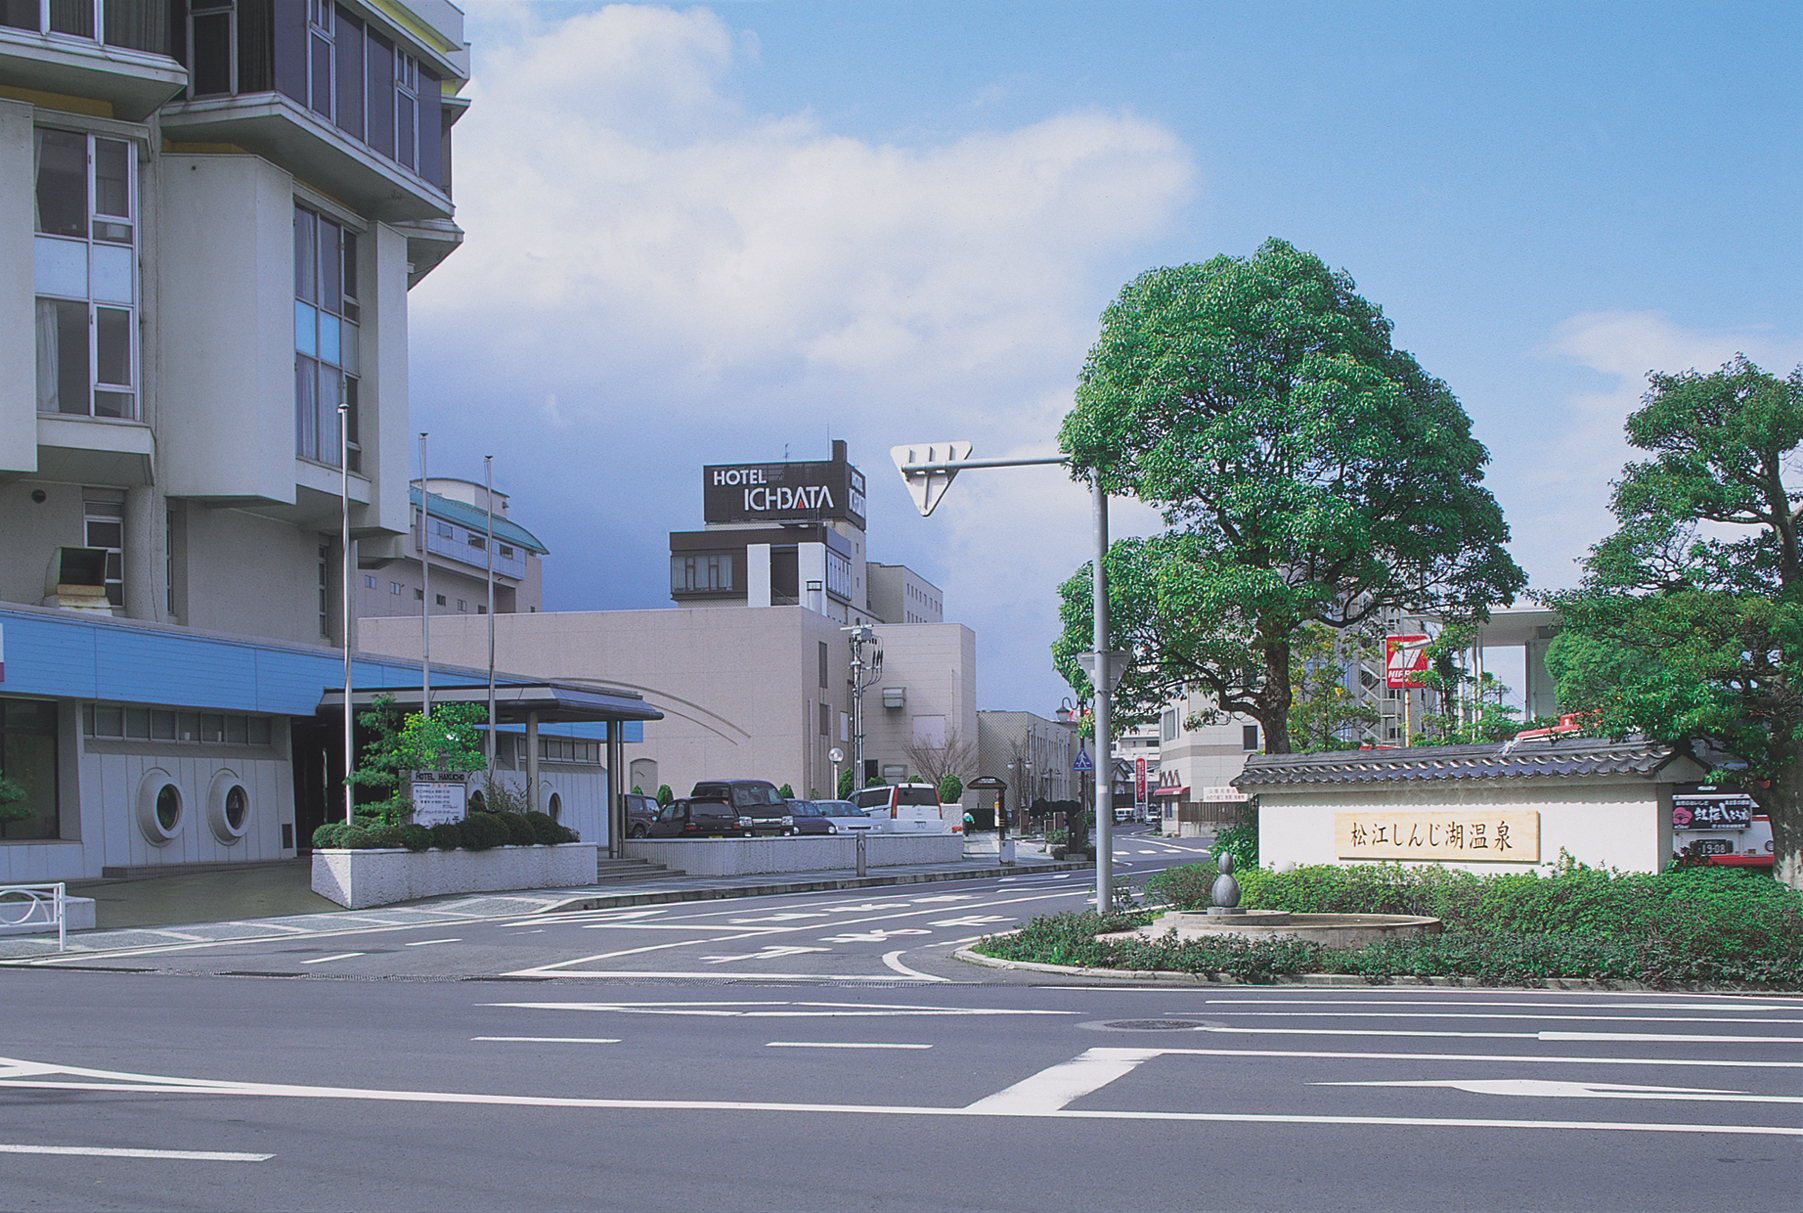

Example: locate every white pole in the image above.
[484,454,496,773]
[419,432,430,719]
[340,391,354,825]
[1092,474,1113,911]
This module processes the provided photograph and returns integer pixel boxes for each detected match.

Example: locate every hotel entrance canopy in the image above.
[316,682,662,730]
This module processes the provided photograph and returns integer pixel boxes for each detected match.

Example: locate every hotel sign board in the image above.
[704,459,867,528]
[410,773,468,828]
[1335,810,1540,863]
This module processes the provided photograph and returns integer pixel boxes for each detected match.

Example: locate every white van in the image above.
[847,783,961,834]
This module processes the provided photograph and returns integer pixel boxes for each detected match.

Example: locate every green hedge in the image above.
[316,811,579,852]
[982,861,1803,988]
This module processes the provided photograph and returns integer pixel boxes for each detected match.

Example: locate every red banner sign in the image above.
[1385,634,1430,689]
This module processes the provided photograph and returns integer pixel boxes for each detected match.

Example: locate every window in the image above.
[456,598,466,612]
[476,604,486,614]
[187,0,235,97]
[498,544,514,560]
[819,701,830,736]
[317,542,330,636]
[83,497,124,606]
[389,580,402,594]
[83,704,273,746]
[363,574,376,589]
[818,641,829,689]
[393,50,418,170]
[1161,710,1178,743]
[35,129,137,419]
[1242,724,1260,752]
[435,593,445,606]
[293,204,360,467]
[671,554,733,593]
[413,588,424,600]
[0,699,59,841]
[306,0,333,120]
[2,0,166,52]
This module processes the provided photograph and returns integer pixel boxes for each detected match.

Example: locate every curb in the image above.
[540,860,1093,914]
[950,939,1801,994]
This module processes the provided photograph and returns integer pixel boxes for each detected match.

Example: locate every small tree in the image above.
[899,726,978,795]
[837,768,855,799]
[0,775,34,839]
[777,782,795,799]
[347,696,486,825]
[938,773,964,805]
[655,784,674,805]
[1285,622,1380,752]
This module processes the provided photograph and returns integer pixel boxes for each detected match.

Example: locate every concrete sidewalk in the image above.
[0,842,1094,962]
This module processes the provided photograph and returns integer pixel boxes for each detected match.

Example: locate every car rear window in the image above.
[732,785,782,807]
[895,786,939,807]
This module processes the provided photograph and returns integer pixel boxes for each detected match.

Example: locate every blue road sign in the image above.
[1072,748,1094,773]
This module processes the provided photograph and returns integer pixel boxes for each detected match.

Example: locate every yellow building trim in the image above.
[0,84,113,118]
[364,0,458,56]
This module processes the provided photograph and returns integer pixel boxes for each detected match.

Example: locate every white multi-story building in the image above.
[0,2,655,881]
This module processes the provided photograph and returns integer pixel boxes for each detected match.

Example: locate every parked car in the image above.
[847,782,959,833]
[811,800,878,835]
[689,779,792,837]
[785,799,834,836]
[647,798,745,838]
[622,792,660,838]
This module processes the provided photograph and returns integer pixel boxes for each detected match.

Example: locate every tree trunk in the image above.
[1260,637,1294,754]
[1759,752,1803,891]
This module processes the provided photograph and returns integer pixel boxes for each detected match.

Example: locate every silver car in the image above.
[810,799,878,835]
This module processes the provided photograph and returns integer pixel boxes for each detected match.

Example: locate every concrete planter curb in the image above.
[311,843,599,910]
[623,834,962,877]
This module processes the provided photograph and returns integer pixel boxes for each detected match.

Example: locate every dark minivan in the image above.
[647,798,745,838]
[689,779,793,837]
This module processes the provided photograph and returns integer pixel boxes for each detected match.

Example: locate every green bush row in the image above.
[982,860,1803,988]
[313,810,578,852]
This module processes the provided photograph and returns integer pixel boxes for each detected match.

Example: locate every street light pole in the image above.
[339,391,354,825]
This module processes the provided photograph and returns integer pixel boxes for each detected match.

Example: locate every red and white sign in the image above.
[1385,634,1430,689]
[1134,757,1147,809]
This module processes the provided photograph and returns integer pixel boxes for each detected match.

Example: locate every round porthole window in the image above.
[137,770,185,845]
[207,770,251,844]
[547,792,563,823]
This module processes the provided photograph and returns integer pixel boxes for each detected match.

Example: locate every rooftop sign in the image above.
[703,458,866,528]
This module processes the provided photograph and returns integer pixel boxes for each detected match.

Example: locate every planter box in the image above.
[311,843,599,910]
[623,834,963,877]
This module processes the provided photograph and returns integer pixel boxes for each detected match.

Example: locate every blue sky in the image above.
[408,1,1801,716]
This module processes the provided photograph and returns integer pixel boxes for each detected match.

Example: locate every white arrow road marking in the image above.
[929,916,1011,928]
[727,913,832,924]
[1315,1079,1800,1104]
[821,929,933,943]
[912,895,976,903]
[0,1143,272,1161]
[825,903,912,913]
[300,952,363,965]
[472,1037,620,1044]
[405,939,461,947]
[0,1053,1793,1136]
[700,946,831,965]
[965,1048,1164,1114]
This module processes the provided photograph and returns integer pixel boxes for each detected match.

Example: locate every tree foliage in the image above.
[1285,622,1381,751]
[346,696,488,824]
[1054,239,1524,751]
[1547,356,1803,888]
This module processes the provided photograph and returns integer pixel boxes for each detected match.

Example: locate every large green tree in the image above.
[1054,239,1524,752]
[1547,356,1803,888]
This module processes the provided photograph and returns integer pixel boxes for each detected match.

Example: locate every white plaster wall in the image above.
[180,507,326,644]
[525,764,610,848]
[862,623,978,781]
[0,481,89,608]
[80,742,294,871]
[1258,779,1676,875]
[0,98,36,475]
[625,833,963,876]
[156,154,297,504]
[364,222,411,536]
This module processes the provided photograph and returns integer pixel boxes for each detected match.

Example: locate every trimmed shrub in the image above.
[312,822,344,849]
[367,825,406,848]
[336,825,374,849]
[399,824,432,852]
[428,820,463,850]
[460,812,509,851]
[523,811,564,845]
[500,813,538,846]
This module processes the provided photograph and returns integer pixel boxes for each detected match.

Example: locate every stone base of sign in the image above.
[311,843,599,910]
[623,834,962,877]
[1134,909,1441,948]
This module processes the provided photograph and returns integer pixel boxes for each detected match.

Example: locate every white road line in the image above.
[404,938,462,947]
[490,970,939,981]
[965,1048,1163,1114]
[1314,1079,1802,1104]
[0,1054,1793,1137]
[1196,1025,1802,1044]
[300,952,364,965]
[1209,1012,1803,1026]
[1543,1030,1803,1044]
[882,950,948,982]
[483,1001,1075,1018]
[1201,999,1796,1011]
[767,1042,932,1050]
[471,1037,621,1044]
[0,1143,272,1162]
[1127,1045,1803,1069]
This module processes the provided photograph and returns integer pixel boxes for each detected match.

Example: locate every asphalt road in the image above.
[2,830,1797,1211]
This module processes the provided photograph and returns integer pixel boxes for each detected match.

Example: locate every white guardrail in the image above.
[0,883,66,950]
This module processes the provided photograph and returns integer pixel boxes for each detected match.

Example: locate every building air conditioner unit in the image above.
[882,686,906,709]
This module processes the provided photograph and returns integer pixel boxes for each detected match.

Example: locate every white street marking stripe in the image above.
[1315,1079,1800,1104]
[966,1049,1163,1114]
[1198,1026,1801,1044]
[767,1042,932,1050]
[497,970,940,981]
[484,1001,1073,1018]
[300,952,363,965]
[0,1054,1792,1136]
[471,1037,620,1044]
[0,1143,271,1161]
[1202,999,1796,1012]
[1208,1012,1803,1026]
[405,938,461,947]
[1542,1030,1803,1044]
[882,950,948,982]
[1123,1046,1803,1069]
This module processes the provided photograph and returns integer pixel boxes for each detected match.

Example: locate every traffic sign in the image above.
[891,441,973,518]
[1072,748,1094,773]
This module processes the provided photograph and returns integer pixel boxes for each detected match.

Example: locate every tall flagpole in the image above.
[419,432,430,719]
[484,454,496,773]
[340,387,354,825]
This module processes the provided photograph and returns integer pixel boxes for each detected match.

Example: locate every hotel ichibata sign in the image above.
[1335,811,1540,863]
[704,459,867,528]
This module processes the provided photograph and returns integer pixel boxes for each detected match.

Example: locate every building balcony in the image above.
[160,91,452,223]
[0,10,186,121]
[35,413,154,485]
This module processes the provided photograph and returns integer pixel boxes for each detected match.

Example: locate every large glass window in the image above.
[83,497,124,607]
[672,554,733,593]
[34,128,137,420]
[294,204,360,467]
[0,699,60,842]
[1,1,167,53]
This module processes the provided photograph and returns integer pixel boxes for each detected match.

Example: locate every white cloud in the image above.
[1504,310,1803,592]
[408,3,1197,713]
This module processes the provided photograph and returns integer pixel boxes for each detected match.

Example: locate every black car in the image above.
[622,792,659,838]
[647,798,745,838]
[689,779,793,837]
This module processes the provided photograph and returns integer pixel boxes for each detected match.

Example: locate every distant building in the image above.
[975,710,1078,825]
[356,480,548,621]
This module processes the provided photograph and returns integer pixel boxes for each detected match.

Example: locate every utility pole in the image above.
[845,625,882,788]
